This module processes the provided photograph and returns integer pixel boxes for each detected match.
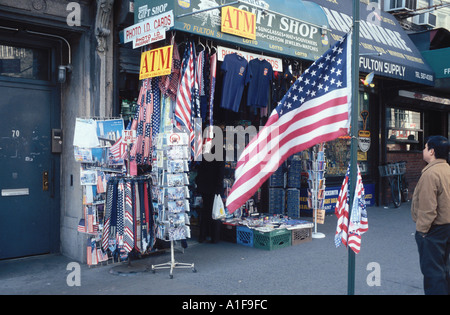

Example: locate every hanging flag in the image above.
[123,181,134,253]
[226,32,353,213]
[143,88,153,165]
[101,182,115,252]
[110,137,127,161]
[192,49,204,160]
[130,78,150,164]
[77,219,86,233]
[203,52,217,154]
[335,164,368,254]
[174,42,195,159]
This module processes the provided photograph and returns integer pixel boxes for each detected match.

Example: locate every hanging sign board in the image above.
[358,110,371,152]
[134,0,329,61]
[133,29,167,49]
[122,10,174,46]
[123,130,137,145]
[139,45,173,80]
[221,6,256,40]
[217,46,283,72]
[313,209,325,224]
[313,0,434,86]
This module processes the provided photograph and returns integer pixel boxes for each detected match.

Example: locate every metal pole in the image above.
[348,0,360,296]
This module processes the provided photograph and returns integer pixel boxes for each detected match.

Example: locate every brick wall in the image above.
[380,152,425,206]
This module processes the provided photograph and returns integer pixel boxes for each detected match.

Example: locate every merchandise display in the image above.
[246,58,274,108]
[220,53,250,112]
[222,212,314,250]
[305,144,327,238]
[151,132,195,278]
[73,32,337,267]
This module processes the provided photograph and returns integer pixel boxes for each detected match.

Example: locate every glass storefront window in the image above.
[386,107,422,151]
[325,91,371,177]
[0,43,50,81]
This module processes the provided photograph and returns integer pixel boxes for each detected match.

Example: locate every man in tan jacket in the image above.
[411,135,450,295]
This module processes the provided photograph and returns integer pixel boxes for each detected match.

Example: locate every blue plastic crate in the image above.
[269,188,285,214]
[287,174,301,188]
[269,167,285,187]
[286,188,300,218]
[236,225,253,247]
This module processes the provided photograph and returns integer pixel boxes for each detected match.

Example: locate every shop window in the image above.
[386,107,422,151]
[0,43,49,81]
[325,91,371,177]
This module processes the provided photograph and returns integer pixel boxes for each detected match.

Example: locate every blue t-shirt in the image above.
[247,58,273,108]
[220,53,250,112]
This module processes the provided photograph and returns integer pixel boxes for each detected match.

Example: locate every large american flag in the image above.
[175,42,195,158]
[226,33,353,213]
[335,164,368,254]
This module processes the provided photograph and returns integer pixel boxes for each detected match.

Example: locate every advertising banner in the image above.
[314,0,434,86]
[134,0,330,61]
[139,45,173,80]
[221,6,256,40]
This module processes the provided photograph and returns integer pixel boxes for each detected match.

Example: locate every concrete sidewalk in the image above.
[0,201,423,295]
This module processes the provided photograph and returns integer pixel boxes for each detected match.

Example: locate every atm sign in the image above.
[221,6,256,40]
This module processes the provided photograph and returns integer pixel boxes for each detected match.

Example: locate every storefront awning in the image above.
[409,28,450,91]
[420,48,450,91]
[314,0,435,86]
[421,48,450,80]
[132,0,330,61]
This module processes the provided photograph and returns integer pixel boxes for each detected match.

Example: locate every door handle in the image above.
[43,171,49,191]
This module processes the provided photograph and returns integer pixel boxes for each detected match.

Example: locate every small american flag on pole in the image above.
[335,164,368,254]
[226,33,353,213]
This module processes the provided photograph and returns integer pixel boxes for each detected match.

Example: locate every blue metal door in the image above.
[0,39,60,259]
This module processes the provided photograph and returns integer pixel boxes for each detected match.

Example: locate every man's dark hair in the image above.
[425,135,450,160]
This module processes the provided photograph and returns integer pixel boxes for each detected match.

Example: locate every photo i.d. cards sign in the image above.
[139,45,173,80]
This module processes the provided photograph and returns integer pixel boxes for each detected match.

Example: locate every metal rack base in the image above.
[151,240,196,279]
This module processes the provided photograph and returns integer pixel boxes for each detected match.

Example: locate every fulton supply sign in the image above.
[314,0,434,86]
[122,10,174,48]
[139,45,173,80]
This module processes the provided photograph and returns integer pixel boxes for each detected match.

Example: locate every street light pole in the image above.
[348,0,360,296]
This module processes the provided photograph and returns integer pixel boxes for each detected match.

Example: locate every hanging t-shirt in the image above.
[220,53,250,113]
[247,58,273,108]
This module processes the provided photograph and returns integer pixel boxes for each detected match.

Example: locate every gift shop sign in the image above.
[221,6,256,40]
[134,0,328,61]
[139,45,173,80]
[122,10,174,48]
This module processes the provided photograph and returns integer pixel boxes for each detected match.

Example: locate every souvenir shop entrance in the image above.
[0,31,61,260]
[70,0,334,267]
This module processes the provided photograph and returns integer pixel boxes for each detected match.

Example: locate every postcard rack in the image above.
[306,144,326,239]
[151,132,196,278]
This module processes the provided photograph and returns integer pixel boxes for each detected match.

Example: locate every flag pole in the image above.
[348,0,360,295]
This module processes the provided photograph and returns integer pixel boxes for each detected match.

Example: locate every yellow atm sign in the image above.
[139,45,173,80]
[221,6,256,40]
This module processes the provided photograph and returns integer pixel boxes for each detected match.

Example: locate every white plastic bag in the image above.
[212,194,226,220]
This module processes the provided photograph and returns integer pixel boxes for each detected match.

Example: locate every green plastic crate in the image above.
[253,229,291,250]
